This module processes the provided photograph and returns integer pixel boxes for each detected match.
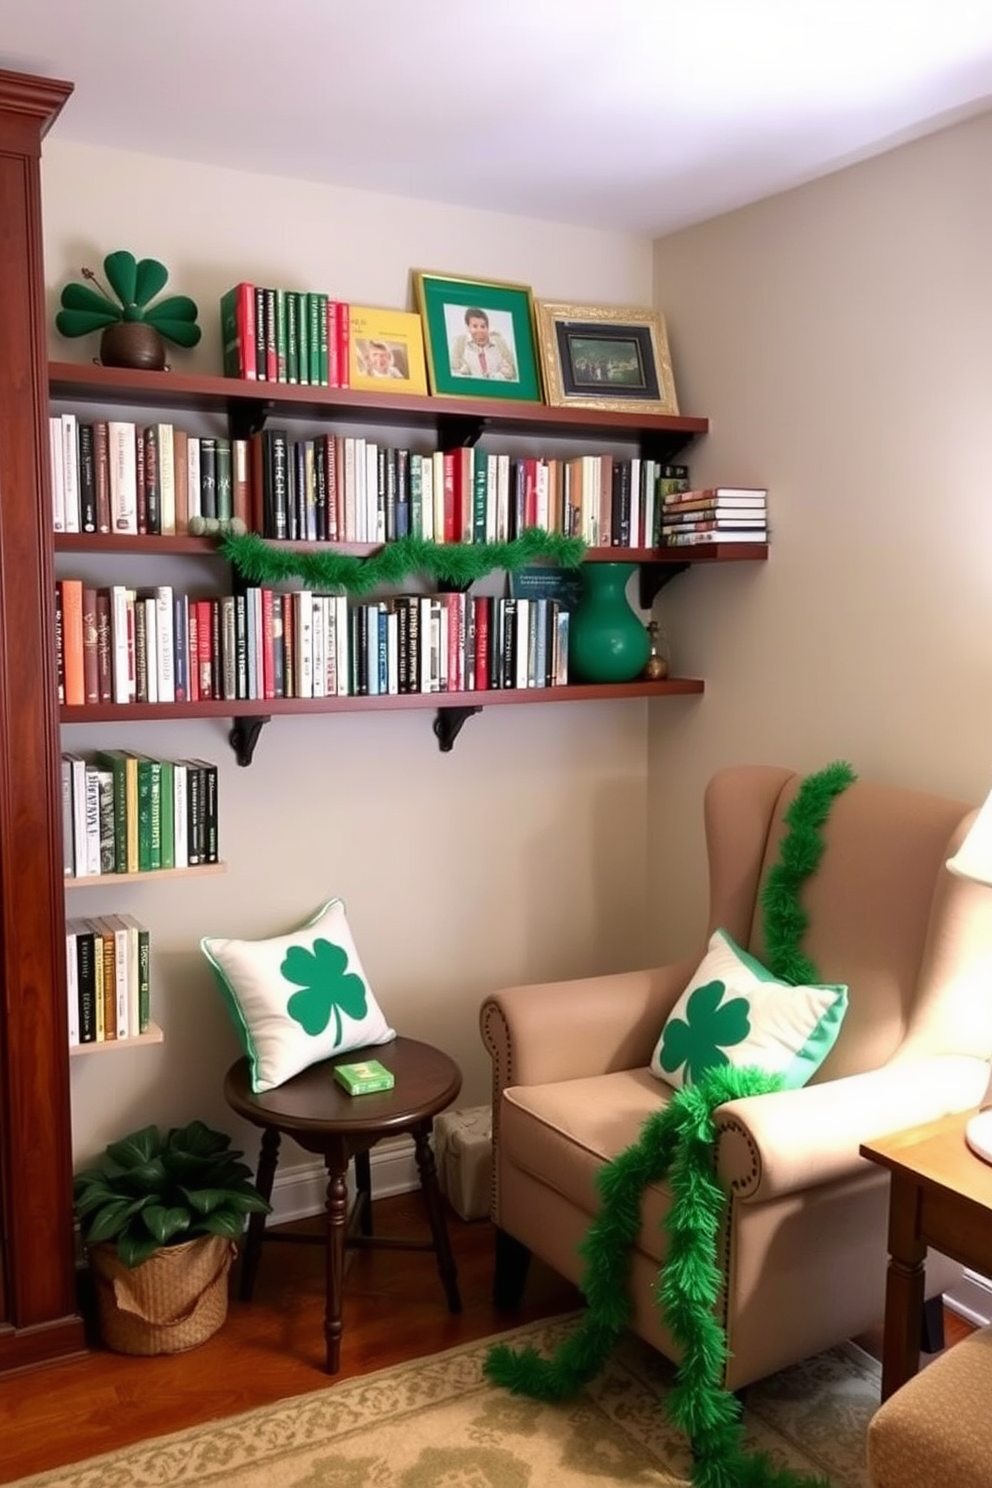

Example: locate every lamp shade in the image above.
[946,787,992,887]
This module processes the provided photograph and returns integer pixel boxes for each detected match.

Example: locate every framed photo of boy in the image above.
[347,305,429,395]
[535,302,679,415]
[412,271,543,402]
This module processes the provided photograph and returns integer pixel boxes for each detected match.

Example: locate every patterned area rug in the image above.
[10,1314,878,1487]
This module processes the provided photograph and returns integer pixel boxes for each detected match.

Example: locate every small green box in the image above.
[333,1058,395,1095]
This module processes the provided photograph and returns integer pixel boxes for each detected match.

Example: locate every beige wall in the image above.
[43,140,656,1164]
[648,109,992,960]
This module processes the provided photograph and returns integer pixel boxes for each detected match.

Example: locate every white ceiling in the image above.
[5,0,992,236]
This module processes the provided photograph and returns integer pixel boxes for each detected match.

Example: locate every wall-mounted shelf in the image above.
[48,361,710,463]
[64,863,227,887]
[69,1022,164,1056]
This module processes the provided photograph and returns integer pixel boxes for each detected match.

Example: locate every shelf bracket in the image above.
[433,706,483,752]
[437,413,486,450]
[639,562,690,609]
[230,715,271,767]
[227,398,276,441]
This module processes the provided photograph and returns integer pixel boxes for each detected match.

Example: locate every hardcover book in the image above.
[333,1059,395,1096]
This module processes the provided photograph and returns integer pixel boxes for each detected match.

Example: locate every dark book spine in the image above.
[254,286,267,381]
[215,438,232,521]
[143,424,160,534]
[199,437,217,520]
[77,423,97,532]
[76,930,97,1043]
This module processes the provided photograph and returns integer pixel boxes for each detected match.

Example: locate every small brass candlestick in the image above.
[642,620,670,680]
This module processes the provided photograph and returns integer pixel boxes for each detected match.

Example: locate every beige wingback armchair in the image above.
[480,764,992,1391]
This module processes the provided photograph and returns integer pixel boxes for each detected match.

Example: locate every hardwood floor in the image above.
[0,1193,975,1485]
[0,1196,581,1485]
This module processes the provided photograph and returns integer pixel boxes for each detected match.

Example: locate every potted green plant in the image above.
[55,249,202,370]
[73,1118,270,1355]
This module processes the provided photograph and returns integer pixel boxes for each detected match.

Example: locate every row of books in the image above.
[659,486,769,546]
[56,583,572,703]
[62,750,219,875]
[49,414,248,536]
[220,281,345,386]
[249,437,689,549]
[66,915,151,1047]
[48,411,691,548]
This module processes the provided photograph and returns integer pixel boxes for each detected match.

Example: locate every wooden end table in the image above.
[860,1108,992,1400]
[224,1036,463,1374]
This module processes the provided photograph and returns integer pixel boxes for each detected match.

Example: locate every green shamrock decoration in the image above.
[659,980,751,1084]
[55,250,202,348]
[280,938,368,1043]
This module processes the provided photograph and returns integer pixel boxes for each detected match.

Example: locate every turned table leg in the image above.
[323,1148,351,1374]
[881,1172,927,1400]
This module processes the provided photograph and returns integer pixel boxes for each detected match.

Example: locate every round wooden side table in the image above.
[224,1036,463,1374]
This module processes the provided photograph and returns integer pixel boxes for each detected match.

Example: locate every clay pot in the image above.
[99,321,167,371]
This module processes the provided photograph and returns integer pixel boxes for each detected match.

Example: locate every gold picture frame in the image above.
[535,301,679,415]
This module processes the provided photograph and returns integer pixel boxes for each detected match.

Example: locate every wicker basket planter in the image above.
[88,1234,235,1355]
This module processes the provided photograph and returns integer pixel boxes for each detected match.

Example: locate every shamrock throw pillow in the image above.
[650,928,847,1091]
[201,898,395,1093]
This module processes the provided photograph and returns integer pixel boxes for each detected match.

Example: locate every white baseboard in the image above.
[946,1268,992,1328]
[269,1136,419,1225]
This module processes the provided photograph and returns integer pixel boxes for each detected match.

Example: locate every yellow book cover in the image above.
[348,306,428,396]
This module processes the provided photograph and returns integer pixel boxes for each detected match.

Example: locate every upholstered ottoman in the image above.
[433,1105,492,1221]
[867,1324,992,1487]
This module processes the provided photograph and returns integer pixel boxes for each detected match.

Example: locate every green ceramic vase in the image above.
[568,562,651,684]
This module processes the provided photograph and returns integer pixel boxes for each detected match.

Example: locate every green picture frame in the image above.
[412,270,543,403]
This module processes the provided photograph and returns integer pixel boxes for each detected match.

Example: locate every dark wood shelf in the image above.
[53,533,767,567]
[48,360,708,457]
[59,678,704,727]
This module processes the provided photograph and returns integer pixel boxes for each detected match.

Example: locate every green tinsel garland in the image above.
[485,761,858,1488]
[761,761,857,984]
[218,528,587,597]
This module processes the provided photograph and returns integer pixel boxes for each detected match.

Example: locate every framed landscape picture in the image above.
[535,302,679,415]
[412,270,543,402]
[347,306,429,395]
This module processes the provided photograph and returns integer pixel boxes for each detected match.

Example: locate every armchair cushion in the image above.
[650,928,848,1090]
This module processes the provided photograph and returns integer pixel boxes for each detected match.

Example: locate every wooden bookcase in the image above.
[0,70,86,1376]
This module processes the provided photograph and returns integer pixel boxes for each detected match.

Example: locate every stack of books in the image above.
[659,487,768,546]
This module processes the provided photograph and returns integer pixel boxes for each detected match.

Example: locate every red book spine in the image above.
[336,302,350,389]
[261,588,275,700]
[60,579,85,706]
[236,282,257,380]
[196,599,213,700]
[442,452,457,543]
[473,595,490,692]
[187,603,200,702]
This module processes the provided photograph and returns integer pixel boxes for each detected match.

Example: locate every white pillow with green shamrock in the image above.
[650,928,848,1091]
[202,899,395,1093]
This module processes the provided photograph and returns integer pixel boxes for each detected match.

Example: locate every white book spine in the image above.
[154,585,175,703]
[420,456,434,543]
[49,416,65,531]
[65,926,79,1048]
[295,590,313,698]
[144,595,158,704]
[61,413,80,532]
[158,423,176,535]
[335,595,349,696]
[515,599,531,690]
[311,596,326,698]
[84,765,101,876]
[187,436,201,522]
[109,585,131,704]
[108,421,138,533]
[432,451,445,542]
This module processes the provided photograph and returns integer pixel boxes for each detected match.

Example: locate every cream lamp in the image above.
[946,787,992,1163]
